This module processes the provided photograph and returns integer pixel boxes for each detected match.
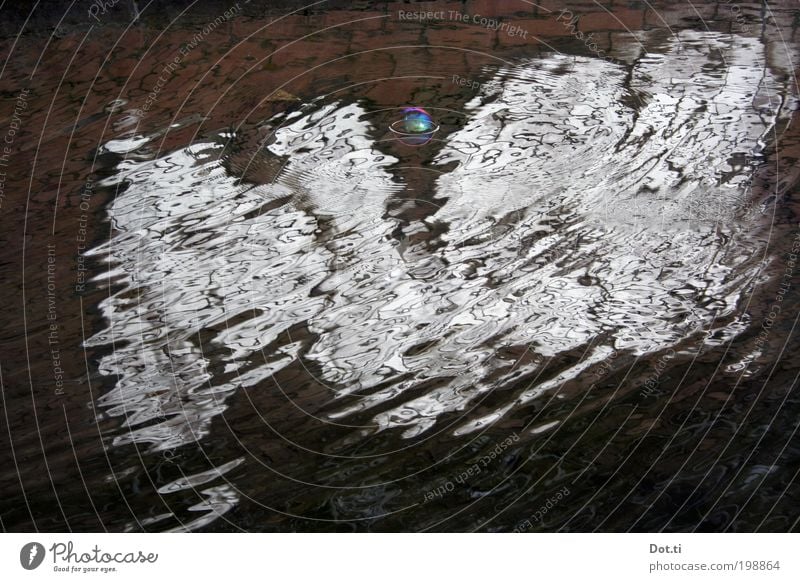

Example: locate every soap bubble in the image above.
[389,107,439,146]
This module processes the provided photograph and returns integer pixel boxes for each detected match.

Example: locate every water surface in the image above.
[2,0,800,533]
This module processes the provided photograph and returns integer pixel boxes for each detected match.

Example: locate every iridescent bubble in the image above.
[401,108,435,133]
[390,107,439,146]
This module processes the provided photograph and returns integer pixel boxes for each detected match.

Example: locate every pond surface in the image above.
[2,0,800,532]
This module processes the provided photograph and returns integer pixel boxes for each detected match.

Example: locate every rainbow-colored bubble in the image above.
[390,107,439,146]
[401,108,435,133]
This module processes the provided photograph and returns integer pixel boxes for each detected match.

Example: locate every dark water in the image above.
[2,0,800,532]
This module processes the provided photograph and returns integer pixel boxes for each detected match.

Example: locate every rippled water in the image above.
[72,26,798,531]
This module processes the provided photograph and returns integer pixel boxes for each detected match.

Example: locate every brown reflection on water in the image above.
[1,1,800,532]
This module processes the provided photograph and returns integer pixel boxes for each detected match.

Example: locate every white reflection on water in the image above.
[86,32,789,528]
